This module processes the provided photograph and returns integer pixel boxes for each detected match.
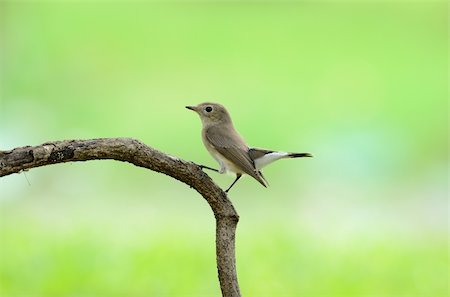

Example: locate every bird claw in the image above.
[198,164,219,173]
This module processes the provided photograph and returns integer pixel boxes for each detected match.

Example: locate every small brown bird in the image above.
[186,102,312,192]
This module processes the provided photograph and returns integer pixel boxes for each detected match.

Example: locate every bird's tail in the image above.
[287,152,313,158]
[249,148,313,172]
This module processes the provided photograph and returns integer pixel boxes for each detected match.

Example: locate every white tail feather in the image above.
[253,152,289,170]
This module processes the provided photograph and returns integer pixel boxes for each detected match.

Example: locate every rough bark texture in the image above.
[0,138,241,297]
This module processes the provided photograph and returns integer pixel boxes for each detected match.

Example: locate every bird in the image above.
[186,102,312,193]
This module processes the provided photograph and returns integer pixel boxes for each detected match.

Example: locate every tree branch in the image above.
[0,138,241,297]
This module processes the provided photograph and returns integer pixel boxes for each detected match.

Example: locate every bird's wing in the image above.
[205,125,267,187]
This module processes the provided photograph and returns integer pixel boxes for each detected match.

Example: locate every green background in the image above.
[0,1,447,296]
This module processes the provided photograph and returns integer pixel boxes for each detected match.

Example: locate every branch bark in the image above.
[0,138,241,297]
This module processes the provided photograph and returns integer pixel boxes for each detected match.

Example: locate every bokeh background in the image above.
[0,1,447,297]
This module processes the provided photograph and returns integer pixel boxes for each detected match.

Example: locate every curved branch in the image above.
[0,138,241,297]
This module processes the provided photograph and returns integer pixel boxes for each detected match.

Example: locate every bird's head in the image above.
[186,102,232,127]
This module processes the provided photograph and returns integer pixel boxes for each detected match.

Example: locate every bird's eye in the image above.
[205,106,213,112]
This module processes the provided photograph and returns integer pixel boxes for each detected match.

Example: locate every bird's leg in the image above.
[198,164,219,173]
[225,173,242,193]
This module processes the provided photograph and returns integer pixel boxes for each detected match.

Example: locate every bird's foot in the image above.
[198,164,219,173]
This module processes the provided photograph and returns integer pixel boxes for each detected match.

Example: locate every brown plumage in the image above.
[186,102,312,192]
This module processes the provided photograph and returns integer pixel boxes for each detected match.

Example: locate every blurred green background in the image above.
[0,1,447,297]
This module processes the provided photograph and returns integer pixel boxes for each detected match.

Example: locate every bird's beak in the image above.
[185,105,196,111]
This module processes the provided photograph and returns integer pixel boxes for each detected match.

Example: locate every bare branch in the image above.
[0,138,241,297]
